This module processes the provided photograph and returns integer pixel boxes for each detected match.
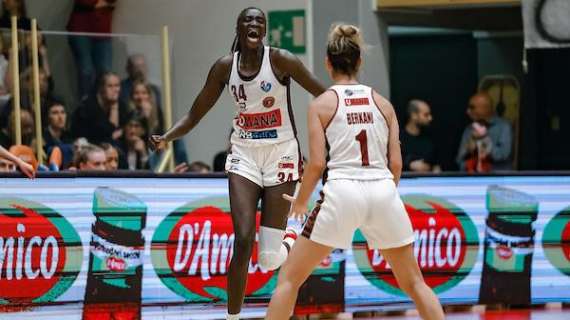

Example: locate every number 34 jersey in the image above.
[228,46,297,147]
[325,84,393,181]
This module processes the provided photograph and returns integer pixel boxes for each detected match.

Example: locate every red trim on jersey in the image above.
[236,48,265,82]
[371,89,390,128]
[324,89,340,132]
[302,191,325,239]
[269,47,291,87]
[286,81,298,137]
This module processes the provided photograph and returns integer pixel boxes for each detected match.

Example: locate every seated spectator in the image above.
[0,152,15,172]
[71,72,129,144]
[117,112,149,170]
[0,108,34,148]
[75,143,106,171]
[1,67,53,129]
[100,142,119,171]
[9,144,37,170]
[43,99,74,167]
[120,54,161,107]
[400,99,440,173]
[67,0,116,99]
[0,144,34,177]
[0,0,31,30]
[457,92,513,171]
[188,161,211,173]
[129,78,163,135]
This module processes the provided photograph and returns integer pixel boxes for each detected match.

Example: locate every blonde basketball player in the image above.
[265,24,444,320]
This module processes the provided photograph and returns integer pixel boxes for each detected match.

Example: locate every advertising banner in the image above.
[0,175,569,319]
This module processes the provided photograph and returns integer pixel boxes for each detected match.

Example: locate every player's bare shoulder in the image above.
[371,89,396,121]
[209,54,234,85]
[310,90,338,127]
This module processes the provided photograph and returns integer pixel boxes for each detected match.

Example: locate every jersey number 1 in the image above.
[355,130,370,167]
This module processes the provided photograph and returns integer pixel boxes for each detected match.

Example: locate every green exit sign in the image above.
[268,10,306,54]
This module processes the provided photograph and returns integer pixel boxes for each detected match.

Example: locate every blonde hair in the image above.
[327,24,363,75]
[129,79,160,134]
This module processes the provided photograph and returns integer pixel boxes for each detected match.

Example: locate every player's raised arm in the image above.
[271,48,326,97]
[150,56,231,150]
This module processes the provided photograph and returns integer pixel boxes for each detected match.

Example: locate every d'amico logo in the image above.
[353,194,479,296]
[151,197,276,301]
[543,206,570,276]
[0,198,82,305]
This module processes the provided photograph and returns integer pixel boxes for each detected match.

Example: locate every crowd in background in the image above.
[0,0,513,175]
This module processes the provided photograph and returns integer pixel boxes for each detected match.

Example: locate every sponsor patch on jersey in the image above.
[278,162,295,169]
[263,96,275,108]
[239,129,278,140]
[260,81,272,92]
[345,98,370,106]
[281,155,294,161]
[237,109,282,130]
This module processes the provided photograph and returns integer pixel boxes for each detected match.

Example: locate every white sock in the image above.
[226,312,240,320]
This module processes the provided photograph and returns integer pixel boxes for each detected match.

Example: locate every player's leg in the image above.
[380,244,444,320]
[227,173,262,318]
[362,179,443,320]
[265,236,333,319]
[258,181,297,271]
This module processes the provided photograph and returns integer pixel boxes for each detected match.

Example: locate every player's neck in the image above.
[239,45,264,66]
[332,73,358,85]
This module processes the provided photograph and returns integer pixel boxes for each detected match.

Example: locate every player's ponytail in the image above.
[326,24,363,75]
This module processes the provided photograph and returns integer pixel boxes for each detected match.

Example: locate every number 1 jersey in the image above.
[324,85,393,181]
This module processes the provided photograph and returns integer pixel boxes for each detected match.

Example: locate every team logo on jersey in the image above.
[344,89,354,96]
[263,97,275,108]
[260,81,272,93]
[237,109,282,130]
[345,98,370,106]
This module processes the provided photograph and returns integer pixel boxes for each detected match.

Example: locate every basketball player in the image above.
[0,145,35,178]
[265,24,444,320]
[149,7,325,319]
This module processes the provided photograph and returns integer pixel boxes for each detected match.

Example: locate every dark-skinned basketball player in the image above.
[149,7,325,320]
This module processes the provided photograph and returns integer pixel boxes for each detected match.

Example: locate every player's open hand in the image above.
[149,135,167,151]
[282,194,306,221]
[17,160,35,179]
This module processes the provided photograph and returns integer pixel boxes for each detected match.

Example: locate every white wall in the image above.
[112,0,312,165]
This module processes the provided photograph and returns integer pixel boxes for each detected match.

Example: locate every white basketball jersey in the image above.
[228,46,296,146]
[324,85,393,181]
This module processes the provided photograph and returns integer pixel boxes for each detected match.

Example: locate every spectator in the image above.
[0,153,15,172]
[0,108,34,148]
[71,72,128,144]
[117,112,149,170]
[456,92,513,171]
[0,0,31,30]
[67,0,116,99]
[188,161,211,173]
[0,67,53,129]
[120,54,162,107]
[75,143,106,171]
[400,99,440,173]
[9,144,37,171]
[100,142,119,170]
[0,145,34,177]
[43,99,74,167]
[128,78,163,135]
[463,121,493,173]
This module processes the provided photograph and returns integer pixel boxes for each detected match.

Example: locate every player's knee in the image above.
[258,251,283,271]
[233,230,255,252]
